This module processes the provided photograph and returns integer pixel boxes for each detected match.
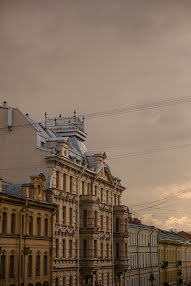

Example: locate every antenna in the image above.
[74,110,76,118]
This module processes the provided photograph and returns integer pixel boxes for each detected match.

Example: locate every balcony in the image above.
[162,261,168,269]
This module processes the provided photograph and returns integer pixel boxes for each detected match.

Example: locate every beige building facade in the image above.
[0,174,56,286]
[0,102,129,286]
[125,223,159,286]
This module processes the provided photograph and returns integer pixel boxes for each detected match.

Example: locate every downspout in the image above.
[77,164,87,286]
[112,182,118,286]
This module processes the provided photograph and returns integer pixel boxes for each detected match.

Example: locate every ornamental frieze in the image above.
[54,224,76,236]
[99,203,112,212]
[55,191,78,204]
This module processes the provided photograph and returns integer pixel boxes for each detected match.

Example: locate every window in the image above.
[28,255,32,277]
[116,217,120,232]
[55,278,59,286]
[95,185,97,196]
[83,210,87,227]
[36,255,40,276]
[106,216,109,231]
[101,243,103,258]
[56,171,60,189]
[2,212,7,233]
[94,240,97,258]
[11,213,16,234]
[125,243,128,257]
[56,239,59,258]
[44,255,48,276]
[107,272,110,286]
[37,217,41,236]
[87,183,90,195]
[21,255,23,277]
[10,255,14,278]
[44,218,48,236]
[69,276,72,286]
[63,174,66,190]
[63,206,66,224]
[70,208,72,225]
[116,243,120,259]
[29,216,33,235]
[56,209,59,224]
[83,240,87,258]
[63,239,66,257]
[101,188,103,202]
[106,243,109,258]
[70,176,73,193]
[94,211,97,227]
[82,181,85,195]
[22,214,24,235]
[106,190,109,204]
[114,194,117,205]
[101,215,103,230]
[63,277,66,286]
[125,218,128,232]
[69,240,72,258]
[0,255,5,278]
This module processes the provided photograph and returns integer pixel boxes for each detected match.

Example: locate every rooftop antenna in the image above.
[74,110,76,118]
[44,112,47,128]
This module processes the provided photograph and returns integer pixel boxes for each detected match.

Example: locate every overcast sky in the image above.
[1,0,191,231]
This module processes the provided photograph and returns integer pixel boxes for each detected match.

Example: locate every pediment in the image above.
[98,165,113,184]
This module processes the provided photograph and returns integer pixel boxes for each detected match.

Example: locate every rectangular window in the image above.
[56,278,59,286]
[63,239,66,257]
[36,255,40,276]
[94,240,97,258]
[106,190,109,204]
[44,218,48,236]
[101,188,103,202]
[56,239,59,258]
[22,214,24,235]
[11,213,16,234]
[56,171,60,189]
[2,212,7,233]
[101,215,103,230]
[83,210,87,227]
[63,277,66,286]
[101,242,103,258]
[82,181,85,195]
[0,255,5,278]
[9,255,14,278]
[70,176,73,193]
[106,243,109,258]
[83,240,87,258]
[107,273,110,286]
[56,209,59,224]
[70,208,73,225]
[63,174,66,191]
[116,217,120,232]
[37,217,41,236]
[29,216,33,235]
[106,216,109,231]
[44,255,48,276]
[69,240,72,258]
[63,206,66,224]
[95,185,97,196]
[28,255,32,277]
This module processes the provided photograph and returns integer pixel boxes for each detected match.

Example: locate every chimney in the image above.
[22,184,30,198]
[57,140,70,158]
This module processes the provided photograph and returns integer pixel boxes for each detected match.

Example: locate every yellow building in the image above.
[158,230,190,286]
[0,174,56,286]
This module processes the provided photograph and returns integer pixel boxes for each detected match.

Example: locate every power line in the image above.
[84,96,191,119]
[107,142,191,160]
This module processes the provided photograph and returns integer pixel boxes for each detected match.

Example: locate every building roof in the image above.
[158,229,191,245]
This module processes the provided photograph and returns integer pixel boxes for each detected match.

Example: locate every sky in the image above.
[1,0,191,231]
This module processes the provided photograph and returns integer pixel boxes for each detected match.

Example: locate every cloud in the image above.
[142,213,191,232]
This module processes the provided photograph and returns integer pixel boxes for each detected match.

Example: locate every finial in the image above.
[59,114,62,118]
[74,110,76,117]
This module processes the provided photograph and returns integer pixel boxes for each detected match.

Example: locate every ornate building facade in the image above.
[0,174,56,286]
[0,102,129,285]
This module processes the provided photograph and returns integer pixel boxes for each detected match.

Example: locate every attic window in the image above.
[41,142,46,149]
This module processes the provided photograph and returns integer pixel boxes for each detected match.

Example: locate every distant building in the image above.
[125,223,159,286]
[0,174,56,286]
[178,231,191,240]
[159,229,191,286]
[0,103,129,286]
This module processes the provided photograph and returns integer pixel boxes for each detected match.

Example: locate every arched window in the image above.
[2,212,7,233]
[0,254,6,278]
[9,254,14,278]
[43,255,48,276]
[36,255,40,276]
[28,255,32,277]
